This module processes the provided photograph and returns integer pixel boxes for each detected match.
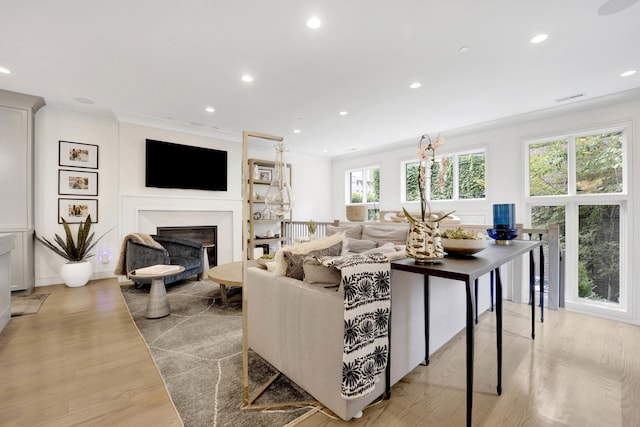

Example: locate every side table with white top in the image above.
[130,264,185,318]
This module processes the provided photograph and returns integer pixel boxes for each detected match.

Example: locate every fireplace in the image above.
[157,226,217,269]
[120,195,242,268]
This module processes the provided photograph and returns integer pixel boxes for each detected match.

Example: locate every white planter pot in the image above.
[60,261,93,287]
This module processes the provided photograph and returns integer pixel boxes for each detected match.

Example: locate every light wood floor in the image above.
[0,278,182,427]
[2,279,639,427]
[296,302,640,427]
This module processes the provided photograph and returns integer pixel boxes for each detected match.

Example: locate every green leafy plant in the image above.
[35,216,113,262]
[441,227,482,240]
[307,219,317,234]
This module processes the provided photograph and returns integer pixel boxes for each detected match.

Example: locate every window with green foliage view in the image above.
[405,151,485,202]
[347,166,380,218]
[527,129,626,309]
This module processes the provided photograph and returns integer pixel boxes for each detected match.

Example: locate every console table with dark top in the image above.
[389,239,543,427]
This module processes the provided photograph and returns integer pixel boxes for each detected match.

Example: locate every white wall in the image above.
[247,143,333,222]
[34,107,119,286]
[33,108,332,285]
[330,91,640,324]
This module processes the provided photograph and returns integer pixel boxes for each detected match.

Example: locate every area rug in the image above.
[120,279,313,427]
[10,293,49,316]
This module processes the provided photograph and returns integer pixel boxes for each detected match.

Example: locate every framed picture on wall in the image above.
[58,198,98,223]
[257,168,272,182]
[59,140,99,169]
[58,169,98,196]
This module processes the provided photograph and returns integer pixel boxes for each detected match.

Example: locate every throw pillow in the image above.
[326,225,363,239]
[362,225,408,246]
[283,241,343,280]
[343,237,377,253]
[303,256,341,285]
[268,232,345,276]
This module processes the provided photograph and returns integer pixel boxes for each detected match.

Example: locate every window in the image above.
[347,166,380,218]
[526,127,628,315]
[403,150,485,202]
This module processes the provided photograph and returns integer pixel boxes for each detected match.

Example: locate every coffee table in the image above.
[129,264,185,318]
[208,261,245,303]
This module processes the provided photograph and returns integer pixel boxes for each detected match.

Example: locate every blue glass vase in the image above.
[488,204,518,244]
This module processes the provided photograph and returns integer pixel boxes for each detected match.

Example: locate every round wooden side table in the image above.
[208,261,243,304]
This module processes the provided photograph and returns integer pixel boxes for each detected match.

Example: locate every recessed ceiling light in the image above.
[0,67,11,74]
[322,149,328,153]
[205,106,215,113]
[293,129,301,134]
[530,34,548,44]
[73,97,95,104]
[307,16,321,29]
[241,75,253,83]
[459,46,470,53]
[409,82,422,89]
[339,111,348,116]
[620,69,637,77]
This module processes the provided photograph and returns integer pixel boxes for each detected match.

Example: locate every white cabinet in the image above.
[0,89,45,293]
[0,233,15,331]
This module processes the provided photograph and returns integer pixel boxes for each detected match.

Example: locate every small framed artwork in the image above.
[58,198,98,223]
[58,169,98,196]
[258,168,272,182]
[59,140,99,169]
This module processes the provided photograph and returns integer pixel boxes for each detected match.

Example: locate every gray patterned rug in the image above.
[120,279,313,427]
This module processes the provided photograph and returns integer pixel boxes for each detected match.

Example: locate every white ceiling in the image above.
[1,0,639,157]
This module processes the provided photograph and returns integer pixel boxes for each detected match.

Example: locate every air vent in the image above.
[556,93,584,102]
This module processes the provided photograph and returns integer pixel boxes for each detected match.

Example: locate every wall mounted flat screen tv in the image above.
[145,139,228,191]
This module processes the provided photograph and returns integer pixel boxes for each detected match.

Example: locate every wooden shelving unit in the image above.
[246,158,292,259]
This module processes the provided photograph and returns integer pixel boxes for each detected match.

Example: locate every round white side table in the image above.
[130,264,185,318]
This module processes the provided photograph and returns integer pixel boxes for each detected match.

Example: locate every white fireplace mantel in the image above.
[120,194,243,265]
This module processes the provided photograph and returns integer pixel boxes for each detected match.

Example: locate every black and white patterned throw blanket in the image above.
[323,253,391,399]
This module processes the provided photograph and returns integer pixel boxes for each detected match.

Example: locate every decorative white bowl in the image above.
[442,237,488,256]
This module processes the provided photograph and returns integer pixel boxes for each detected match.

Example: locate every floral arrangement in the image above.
[403,133,454,224]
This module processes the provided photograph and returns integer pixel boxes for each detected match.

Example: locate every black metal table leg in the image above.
[539,234,544,323]
[495,268,503,395]
[465,279,475,427]
[529,248,535,340]
[424,275,430,366]
[474,278,479,324]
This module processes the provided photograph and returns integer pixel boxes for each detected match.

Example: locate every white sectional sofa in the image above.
[247,264,428,420]
[246,223,494,420]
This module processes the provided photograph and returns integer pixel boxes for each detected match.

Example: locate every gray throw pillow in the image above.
[343,237,377,253]
[326,225,363,239]
[362,225,408,246]
[283,241,343,280]
[303,256,341,285]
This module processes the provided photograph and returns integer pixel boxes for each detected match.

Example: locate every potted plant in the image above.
[35,216,113,287]
[403,133,455,263]
[441,227,488,256]
[307,219,317,240]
